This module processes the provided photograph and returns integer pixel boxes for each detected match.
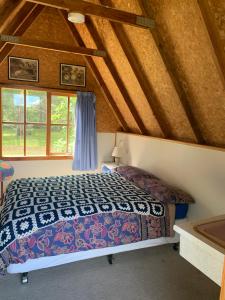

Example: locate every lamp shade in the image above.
[112,146,122,158]
[0,161,14,182]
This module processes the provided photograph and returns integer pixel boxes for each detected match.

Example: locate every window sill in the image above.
[0,156,73,161]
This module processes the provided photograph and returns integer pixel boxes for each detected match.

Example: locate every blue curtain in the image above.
[72,92,97,171]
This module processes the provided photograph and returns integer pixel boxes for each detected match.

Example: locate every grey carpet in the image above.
[0,244,220,300]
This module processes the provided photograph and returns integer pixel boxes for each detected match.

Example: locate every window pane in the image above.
[69,96,77,125]
[26,125,46,156]
[26,90,47,123]
[51,126,67,153]
[51,95,68,124]
[2,124,24,156]
[68,126,75,153]
[2,88,24,122]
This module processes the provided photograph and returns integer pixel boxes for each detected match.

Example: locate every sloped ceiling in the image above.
[0,0,224,147]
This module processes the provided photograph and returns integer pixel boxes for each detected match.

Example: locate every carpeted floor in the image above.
[0,244,220,300]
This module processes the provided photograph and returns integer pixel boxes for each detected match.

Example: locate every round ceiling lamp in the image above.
[68,12,85,24]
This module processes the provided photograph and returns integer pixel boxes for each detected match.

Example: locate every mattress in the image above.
[0,172,175,275]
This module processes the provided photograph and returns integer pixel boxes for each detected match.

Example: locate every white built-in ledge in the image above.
[174,215,225,286]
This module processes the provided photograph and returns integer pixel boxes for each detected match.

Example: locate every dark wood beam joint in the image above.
[0,34,106,58]
[27,0,155,29]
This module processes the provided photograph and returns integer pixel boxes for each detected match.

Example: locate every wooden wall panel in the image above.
[75,21,141,133]
[0,7,120,132]
[91,16,164,137]
[146,0,225,147]
[209,0,225,41]
[108,0,197,143]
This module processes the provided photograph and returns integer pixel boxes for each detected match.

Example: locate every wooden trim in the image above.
[0,0,25,33]
[1,156,73,161]
[0,34,106,58]
[138,0,206,144]
[50,123,67,126]
[220,259,225,300]
[46,92,51,156]
[100,0,173,138]
[0,82,77,95]
[66,96,70,153]
[2,121,46,125]
[27,0,154,29]
[197,0,225,90]
[0,4,44,65]
[60,10,128,132]
[116,131,225,152]
[24,89,26,156]
[85,16,148,134]
[0,87,2,157]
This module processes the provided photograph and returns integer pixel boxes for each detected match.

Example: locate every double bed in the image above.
[0,166,193,283]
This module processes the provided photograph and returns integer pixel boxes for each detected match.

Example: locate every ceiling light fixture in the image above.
[68,12,85,24]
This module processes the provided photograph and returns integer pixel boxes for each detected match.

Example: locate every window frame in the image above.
[0,84,76,161]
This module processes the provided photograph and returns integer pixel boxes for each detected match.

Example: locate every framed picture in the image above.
[8,56,39,82]
[60,63,86,87]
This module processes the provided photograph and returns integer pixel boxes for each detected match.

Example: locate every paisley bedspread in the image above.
[0,173,173,275]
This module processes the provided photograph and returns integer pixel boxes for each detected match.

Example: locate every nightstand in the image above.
[101,162,122,173]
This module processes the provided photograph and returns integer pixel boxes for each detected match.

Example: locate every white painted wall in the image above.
[116,132,225,220]
[9,133,115,180]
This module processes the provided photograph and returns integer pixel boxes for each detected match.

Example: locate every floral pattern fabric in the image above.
[0,207,171,275]
[114,166,194,204]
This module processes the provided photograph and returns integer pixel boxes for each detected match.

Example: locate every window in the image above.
[0,87,76,160]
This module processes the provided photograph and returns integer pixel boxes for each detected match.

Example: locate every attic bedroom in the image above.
[0,1,224,299]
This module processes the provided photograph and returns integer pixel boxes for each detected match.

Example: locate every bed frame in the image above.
[7,234,180,284]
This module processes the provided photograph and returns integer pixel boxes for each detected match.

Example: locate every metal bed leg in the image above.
[21,272,28,284]
[173,242,179,251]
[107,254,113,265]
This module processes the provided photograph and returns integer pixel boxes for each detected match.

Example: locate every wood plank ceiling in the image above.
[0,0,224,148]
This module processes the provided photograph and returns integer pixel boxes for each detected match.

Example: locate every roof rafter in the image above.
[138,0,205,144]
[0,34,106,58]
[85,16,148,134]
[27,0,154,29]
[0,0,25,33]
[197,0,225,89]
[0,4,44,64]
[99,0,174,138]
[59,10,129,131]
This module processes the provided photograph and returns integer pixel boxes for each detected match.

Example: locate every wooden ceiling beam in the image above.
[138,0,205,144]
[0,34,106,58]
[27,0,154,29]
[59,10,129,131]
[85,16,148,134]
[0,4,44,64]
[0,2,38,50]
[99,0,173,138]
[0,0,25,33]
[197,0,225,89]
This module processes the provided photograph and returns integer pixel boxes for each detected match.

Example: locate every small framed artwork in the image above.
[60,63,86,87]
[8,56,39,82]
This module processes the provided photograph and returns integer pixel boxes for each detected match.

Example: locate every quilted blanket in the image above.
[0,172,164,254]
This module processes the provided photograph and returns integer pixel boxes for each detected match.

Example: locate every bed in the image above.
[0,166,194,283]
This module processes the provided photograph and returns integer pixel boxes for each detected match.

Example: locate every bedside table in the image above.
[101,162,122,173]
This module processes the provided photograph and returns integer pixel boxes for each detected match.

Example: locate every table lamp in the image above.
[0,160,14,206]
[112,146,122,165]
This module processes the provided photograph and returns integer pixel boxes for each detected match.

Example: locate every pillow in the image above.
[113,166,157,181]
[114,166,194,204]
